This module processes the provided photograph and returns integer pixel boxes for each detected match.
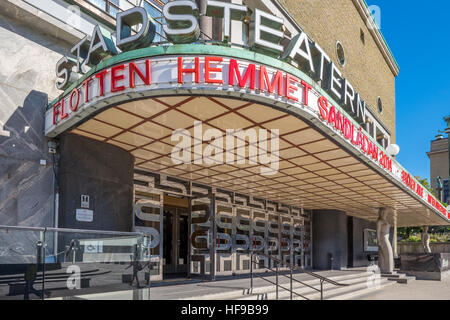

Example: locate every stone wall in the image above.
[312,210,348,270]
[0,6,71,227]
[398,242,450,255]
[58,133,135,232]
[351,216,377,267]
[279,0,397,142]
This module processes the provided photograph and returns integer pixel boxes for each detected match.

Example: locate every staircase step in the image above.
[235,273,385,301]
[179,271,374,300]
[176,270,401,301]
[289,277,392,300]
[242,276,393,301]
[381,272,416,284]
[389,276,415,284]
[326,279,397,300]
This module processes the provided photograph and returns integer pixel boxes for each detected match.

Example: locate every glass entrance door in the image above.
[163,206,189,277]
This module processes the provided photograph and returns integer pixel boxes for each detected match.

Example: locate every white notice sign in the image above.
[76,209,93,222]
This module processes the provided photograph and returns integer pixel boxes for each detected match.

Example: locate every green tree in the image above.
[398,227,422,241]
[415,176,434,194]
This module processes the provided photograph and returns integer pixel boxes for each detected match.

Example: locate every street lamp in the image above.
[386,144,400,157]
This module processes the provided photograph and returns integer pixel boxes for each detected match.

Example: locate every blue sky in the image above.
[367,1,450,182]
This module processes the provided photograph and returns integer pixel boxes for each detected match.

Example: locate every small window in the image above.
[360,29,365,45]
[377,97,383,114]
[336,41,346,66]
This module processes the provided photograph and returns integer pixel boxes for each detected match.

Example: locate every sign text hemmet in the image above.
[56,0,368,124]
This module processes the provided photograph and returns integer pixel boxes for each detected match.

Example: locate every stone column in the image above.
[421,226,432,254]
[376,208,394,274]
[198,0,212,40]
[393,213,398,258]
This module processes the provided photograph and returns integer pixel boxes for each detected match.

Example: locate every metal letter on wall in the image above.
[252,210,268,271]
[215,203,234,276]
[133,198,163,281]
[116,7,157,51]
[235,206,252,274]
[281,213,293,267]
[190,198,211,277]
[163,0,200,44]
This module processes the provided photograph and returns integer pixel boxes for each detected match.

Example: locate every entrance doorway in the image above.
[162,195,189,278]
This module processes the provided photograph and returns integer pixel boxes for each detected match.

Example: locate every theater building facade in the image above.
[1,0,449,282]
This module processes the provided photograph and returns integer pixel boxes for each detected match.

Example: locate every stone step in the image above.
[326,279,397,300]
[179,271,375,301]
[388,276,415,284]
[239,275,393,301]
[238,273,379,300]
[238,277,368,300]
[381,273,402,278]
[381,272,416,284]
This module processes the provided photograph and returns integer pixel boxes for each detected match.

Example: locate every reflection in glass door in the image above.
[163,206,189,277]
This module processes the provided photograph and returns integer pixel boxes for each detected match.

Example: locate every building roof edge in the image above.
[353,0,400,76]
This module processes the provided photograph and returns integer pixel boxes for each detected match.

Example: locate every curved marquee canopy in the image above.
[45,44,450,227]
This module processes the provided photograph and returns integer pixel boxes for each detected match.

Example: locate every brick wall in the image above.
[279,0,397,142]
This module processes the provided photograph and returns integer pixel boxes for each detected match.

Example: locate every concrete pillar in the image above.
[376,208,394,274]
[231,0,244,46]
[198,0,212,40]
[421,226,432,254]
[393,213,398,258]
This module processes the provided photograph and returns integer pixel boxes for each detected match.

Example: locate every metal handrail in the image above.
[45,227,143,237]
[249,251,348,300]
[262,265,323,294]
[0,225,46,232]
[0,225,143,237]
[252,275,310,300]
[0,224,152,300]
[259,252,347,287]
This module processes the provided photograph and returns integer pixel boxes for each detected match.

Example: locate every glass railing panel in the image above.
[0,227,45,300]
[42,230,151,300]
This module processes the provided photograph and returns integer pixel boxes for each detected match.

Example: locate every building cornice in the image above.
[352,0,400,76]
[272,0,399,76]
[427,150,449,158]
[66,0,116,29]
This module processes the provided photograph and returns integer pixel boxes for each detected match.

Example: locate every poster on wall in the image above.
[364,229,378,252]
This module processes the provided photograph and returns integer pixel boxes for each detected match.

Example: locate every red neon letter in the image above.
[259,66,283,95]
[69,88,80,112]
[335,111,344,133]
[60,98,68,120]
[111,64,126,92]
[301,80,312,106]
[285,74,299,102]
[205,56,223,84]
[318,96,329,120]
[178,56,200,84]
[229,59,256,90]
[82,77,93,103]
[129,60,151,88]
[343,118,352,139]
[95,70,109,97]
[53,101,60,125]
[328,106,336,125]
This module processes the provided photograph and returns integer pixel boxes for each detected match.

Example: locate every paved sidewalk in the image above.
[356,277,450,300]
